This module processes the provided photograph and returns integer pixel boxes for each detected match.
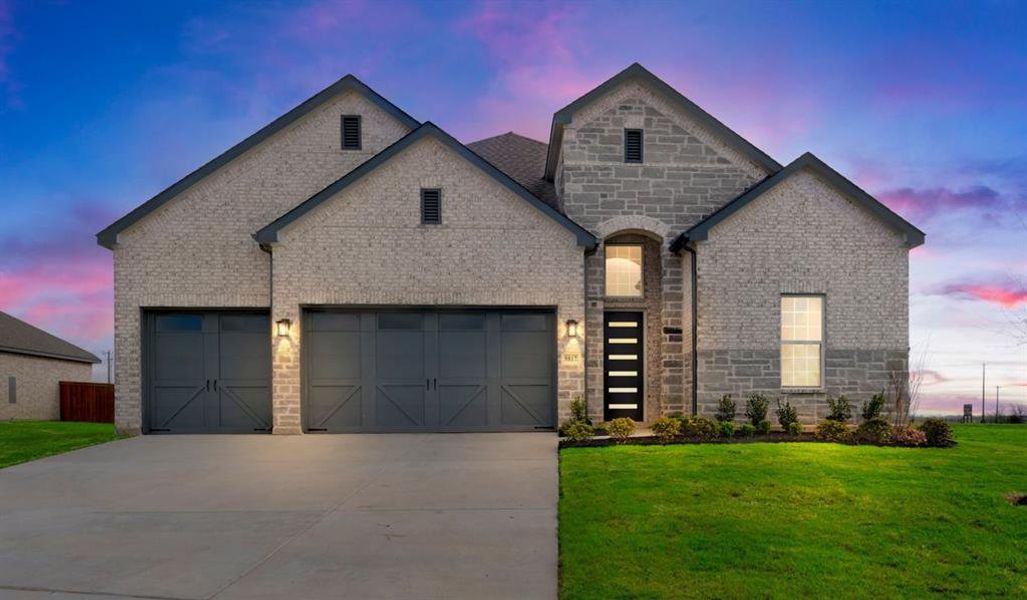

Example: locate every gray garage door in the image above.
[145,311,271,433]
[304,309,556,432]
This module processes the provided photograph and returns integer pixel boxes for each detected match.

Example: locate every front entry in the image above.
[604,311,644,421]
[144,311,272,433]
[304,308,556,432]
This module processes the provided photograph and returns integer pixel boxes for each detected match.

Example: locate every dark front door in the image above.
[304,308,555,432]
[604,311,644,421]
[146,311,271,433]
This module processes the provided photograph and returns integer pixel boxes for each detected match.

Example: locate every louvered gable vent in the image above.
[421,188,441,224]
[341,115,361,150]
[624,129,643,163]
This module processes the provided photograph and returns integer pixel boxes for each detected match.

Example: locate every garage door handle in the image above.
[213,380,218,392]
[206,379,210,392]
[426,378,430,391]
[433,378,437,390]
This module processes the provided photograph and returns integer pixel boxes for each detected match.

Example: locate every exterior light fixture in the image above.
[276,318,291,337]
[566,319,579,337]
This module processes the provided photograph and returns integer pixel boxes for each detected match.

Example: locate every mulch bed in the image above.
[559,432,951,449]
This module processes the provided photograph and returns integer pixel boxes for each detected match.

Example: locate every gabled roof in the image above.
[254,122,597,248]
[97,75,419,249]
[669,152,926,252]
[0,311,100,364]
[544,63,782,180]
[467,132,560,212]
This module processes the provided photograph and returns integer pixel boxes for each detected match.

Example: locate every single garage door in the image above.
[144,311,272,433]
[304,309,556,432]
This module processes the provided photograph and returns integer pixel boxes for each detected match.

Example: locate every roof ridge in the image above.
[468,131,547,146]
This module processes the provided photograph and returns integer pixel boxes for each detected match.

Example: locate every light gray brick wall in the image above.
[556,80,770,421]
[0,354,92,420]
[270,136,586,433]
[694,169,910,422]
[111,91,413,434]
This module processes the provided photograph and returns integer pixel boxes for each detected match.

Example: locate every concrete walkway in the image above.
[0,433,558,600]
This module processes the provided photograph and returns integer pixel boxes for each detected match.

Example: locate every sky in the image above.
[0,0,1024,414]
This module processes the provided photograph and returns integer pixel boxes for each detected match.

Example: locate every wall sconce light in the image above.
[276,318,291,338]
[566,319,579,337]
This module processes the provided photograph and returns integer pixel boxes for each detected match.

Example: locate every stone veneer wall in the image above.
[557,80,769,421]
[110,91,412,434]
[270,136,586,433]
[694,169,910,422]
[0,354,93,420]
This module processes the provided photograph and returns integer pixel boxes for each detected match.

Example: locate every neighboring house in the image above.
[97,63,923,435]
[0,311,100,420]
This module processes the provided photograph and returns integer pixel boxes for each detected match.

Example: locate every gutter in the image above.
[681,243,699,415]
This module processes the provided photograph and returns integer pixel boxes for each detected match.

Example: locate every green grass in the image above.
[560,425,1027,599]
[0,421,123,469]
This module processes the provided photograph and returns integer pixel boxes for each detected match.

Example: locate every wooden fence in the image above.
[59,381,115,423]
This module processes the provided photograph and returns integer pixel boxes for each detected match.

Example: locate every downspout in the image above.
[682,244,699,416]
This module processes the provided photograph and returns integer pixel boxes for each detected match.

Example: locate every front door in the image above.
[604,311,644,421]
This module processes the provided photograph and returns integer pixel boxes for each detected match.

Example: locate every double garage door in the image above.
[144,308,555,433]
[304,309,556,432]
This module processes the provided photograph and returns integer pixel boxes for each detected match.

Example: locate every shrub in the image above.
[815,420,851,443]
[745,393,770,426]
[719,421,736,439]
[739,423,756,437]
[715,395,737,423]
[569,395,590,424]
[891,425,926,447]
[918,418,955,447]
[561,420,594,442]
[787,421,803,436]
[826,395,853,422]
[683,416,719,441]
[861,393,886,421]
[776,398,799,430]
[756,420,772,435]
[650,417,681,441]
[855,416,893,444]
[605,417,636,441]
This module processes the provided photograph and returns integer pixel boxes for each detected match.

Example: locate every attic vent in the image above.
[341,115,361,150]
[624,129,643,163]
[421,188,441,224]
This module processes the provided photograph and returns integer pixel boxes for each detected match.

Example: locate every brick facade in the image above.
[0,353,92,420]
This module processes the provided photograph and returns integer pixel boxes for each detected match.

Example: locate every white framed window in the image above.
[781,295,823,388]
[605,245,643,297]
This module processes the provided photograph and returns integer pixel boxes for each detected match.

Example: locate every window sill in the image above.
[780,387,825,395]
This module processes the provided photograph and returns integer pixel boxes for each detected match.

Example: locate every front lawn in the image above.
[560,425,1027,599]
[0,421,122,469]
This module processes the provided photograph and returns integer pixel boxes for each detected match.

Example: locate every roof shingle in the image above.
[0,311,100,364]
[467,132,561,212]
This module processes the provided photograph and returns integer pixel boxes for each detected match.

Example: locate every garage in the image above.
[304,308,556,432]
[144,311,272,433]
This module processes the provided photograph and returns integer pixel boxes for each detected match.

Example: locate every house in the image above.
[0,311,100,420]
[96,63,923,435]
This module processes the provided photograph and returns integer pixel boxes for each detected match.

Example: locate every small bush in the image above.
[826,395,853,422]
[745,393,770,426]
[776,398,799,430]
[569,395,590,424]
[855,416,893,444]
[605,417,636,441]
[918,418,955,447]
[651,417,681,441]
[560,420,594,441]
[715,395,737,423]
[815,419,851,442]
[739,423,756,437]
[787,421,803,436]
[683,416,719,441]
[719,421,736,439]
[756,419,772,435]
[891,425,926,447]
[861,393,886,421]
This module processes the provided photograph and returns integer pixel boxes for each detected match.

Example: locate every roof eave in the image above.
[0,345,101,365]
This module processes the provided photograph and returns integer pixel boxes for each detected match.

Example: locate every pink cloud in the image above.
[916,370,950,386]
[937,282,1027,309]
[878,185,1003,222]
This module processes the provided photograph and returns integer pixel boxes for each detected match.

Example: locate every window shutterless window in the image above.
[780,295,824,388]
[605,245,643,297]
[421,188,441,224]
[624,129,643,163]
[341,115,361,150]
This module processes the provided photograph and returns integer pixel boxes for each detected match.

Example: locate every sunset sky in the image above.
[1,0,1024,414]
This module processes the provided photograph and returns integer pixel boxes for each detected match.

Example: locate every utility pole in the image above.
[981,363,986,424]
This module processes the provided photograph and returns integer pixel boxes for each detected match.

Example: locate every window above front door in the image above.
[605,244,643,297]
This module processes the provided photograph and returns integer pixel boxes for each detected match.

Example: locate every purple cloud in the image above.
[878,185,1005,222]
[934,280,1027,309]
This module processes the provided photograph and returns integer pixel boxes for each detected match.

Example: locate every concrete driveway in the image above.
[0,433,557,600]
